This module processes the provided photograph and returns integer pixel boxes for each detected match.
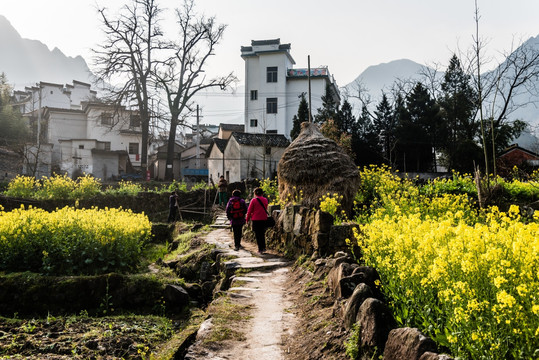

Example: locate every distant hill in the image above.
[344,58,432,99]
[0,15,92,89]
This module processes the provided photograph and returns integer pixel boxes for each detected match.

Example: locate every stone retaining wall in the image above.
[267,204,359,257]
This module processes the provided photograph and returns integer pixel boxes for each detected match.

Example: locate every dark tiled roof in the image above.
[232,132,290,148]
[220,123,245,132]
[251,39,281,46]
[213,138,228,153]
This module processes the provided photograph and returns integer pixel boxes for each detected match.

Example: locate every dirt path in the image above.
[184,215,297,359]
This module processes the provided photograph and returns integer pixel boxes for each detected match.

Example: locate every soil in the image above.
[0,315,176,359]
[282,265,349,360]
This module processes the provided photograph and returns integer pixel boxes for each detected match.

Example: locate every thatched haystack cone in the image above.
[277,122,360,214]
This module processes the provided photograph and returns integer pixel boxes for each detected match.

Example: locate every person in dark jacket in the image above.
[218,175,228,207]
[246,187,269,254]
[167,191,179,223]
[226,189,247,250]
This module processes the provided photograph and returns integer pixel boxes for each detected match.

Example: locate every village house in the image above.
[241,38,340,139]
[497,143,539,177]
[207,125,289,183]
[18,81,143,180]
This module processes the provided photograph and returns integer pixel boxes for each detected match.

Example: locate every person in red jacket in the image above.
[245,187,269,254]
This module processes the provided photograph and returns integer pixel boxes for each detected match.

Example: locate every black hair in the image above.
[232,189,241,197]
[254,187,263,196]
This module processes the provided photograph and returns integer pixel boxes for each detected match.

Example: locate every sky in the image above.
[2,0,539,86]
[2,0,539,124]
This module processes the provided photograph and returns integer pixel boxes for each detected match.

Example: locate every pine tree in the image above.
[290,93,309,140]
[373,93,397,165]
[314,85,338,124]
[395,82,440,172]
[439,54,480,172]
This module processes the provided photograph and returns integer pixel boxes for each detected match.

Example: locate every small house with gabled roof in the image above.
[497,143,539,176]
[207,125,289,183]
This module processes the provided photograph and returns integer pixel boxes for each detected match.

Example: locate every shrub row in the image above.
[0,206,151,275]
[353,166,539,359]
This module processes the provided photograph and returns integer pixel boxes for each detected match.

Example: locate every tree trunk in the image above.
[165,116,178,181]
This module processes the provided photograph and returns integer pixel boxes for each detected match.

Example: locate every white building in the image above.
[23,102,142,180]
[241,39,340,139]
[207,129,289,183]
[14,80,98,113]
[17,80,146,180]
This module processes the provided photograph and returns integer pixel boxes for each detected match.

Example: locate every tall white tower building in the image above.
[241,39,340,139]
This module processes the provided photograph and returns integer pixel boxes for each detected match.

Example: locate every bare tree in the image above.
[468,0,539,176]
[156,0,236,180]
[93,0,164,173]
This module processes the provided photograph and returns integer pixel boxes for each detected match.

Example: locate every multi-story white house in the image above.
[14,80,98,113]
[19,81,143,180]
[241,39,340,139]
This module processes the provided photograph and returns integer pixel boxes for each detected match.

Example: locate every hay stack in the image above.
[277,122,360,214]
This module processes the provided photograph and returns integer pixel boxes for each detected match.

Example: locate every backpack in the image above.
[227,198,245,220]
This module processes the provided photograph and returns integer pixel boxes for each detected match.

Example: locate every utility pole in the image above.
[308,55,312,123]
[195,105,201,168]
[37,83,42,147]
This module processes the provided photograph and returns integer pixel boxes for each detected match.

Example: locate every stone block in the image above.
[312,210,333,233]
[343,283,373,329]
[293,212,303,236]
[164,284,190,308]
[283,206,295,233]
[383,327,437,360]
[357,298,397,354]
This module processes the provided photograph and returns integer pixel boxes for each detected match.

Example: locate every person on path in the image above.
[246,187,269,254]
[167,191,179,223]
[226,189,248,251]
[218,175,228,207]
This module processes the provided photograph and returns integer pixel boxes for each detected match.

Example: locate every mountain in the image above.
[344,59,433,99]
[0,15,92,88]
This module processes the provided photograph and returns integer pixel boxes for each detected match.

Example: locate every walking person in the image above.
[246,187,269,254]
[218,175,228,207]
[226,189,247,251]
[167,191,179,223]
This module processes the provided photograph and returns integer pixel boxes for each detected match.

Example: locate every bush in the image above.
[353,166,539,359]
[0,206,151,275]
[4,175,37,198]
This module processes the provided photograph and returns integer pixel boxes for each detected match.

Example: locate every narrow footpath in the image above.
[184,212,297,360]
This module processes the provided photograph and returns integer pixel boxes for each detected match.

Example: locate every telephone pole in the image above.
[308,55,312,123]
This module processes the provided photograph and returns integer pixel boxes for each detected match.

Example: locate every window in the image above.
[79,145,84,149]
[265,146,271,155]
[266,66,278,83]
[101,113,112,125]
[266,98,277,114]
[130,114,141,127]
[250,119,258,127]
[250,90,258,100]
[128,142,139,155]
[103,142,111,151]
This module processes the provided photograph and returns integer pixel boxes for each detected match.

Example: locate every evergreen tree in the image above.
[290,93,309,140]
[373,93,397,165]
[354,104,383,166]
[395,82,440,172]
[0,73,27,149]
[439,54,480,172]
[314,84,338,124]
